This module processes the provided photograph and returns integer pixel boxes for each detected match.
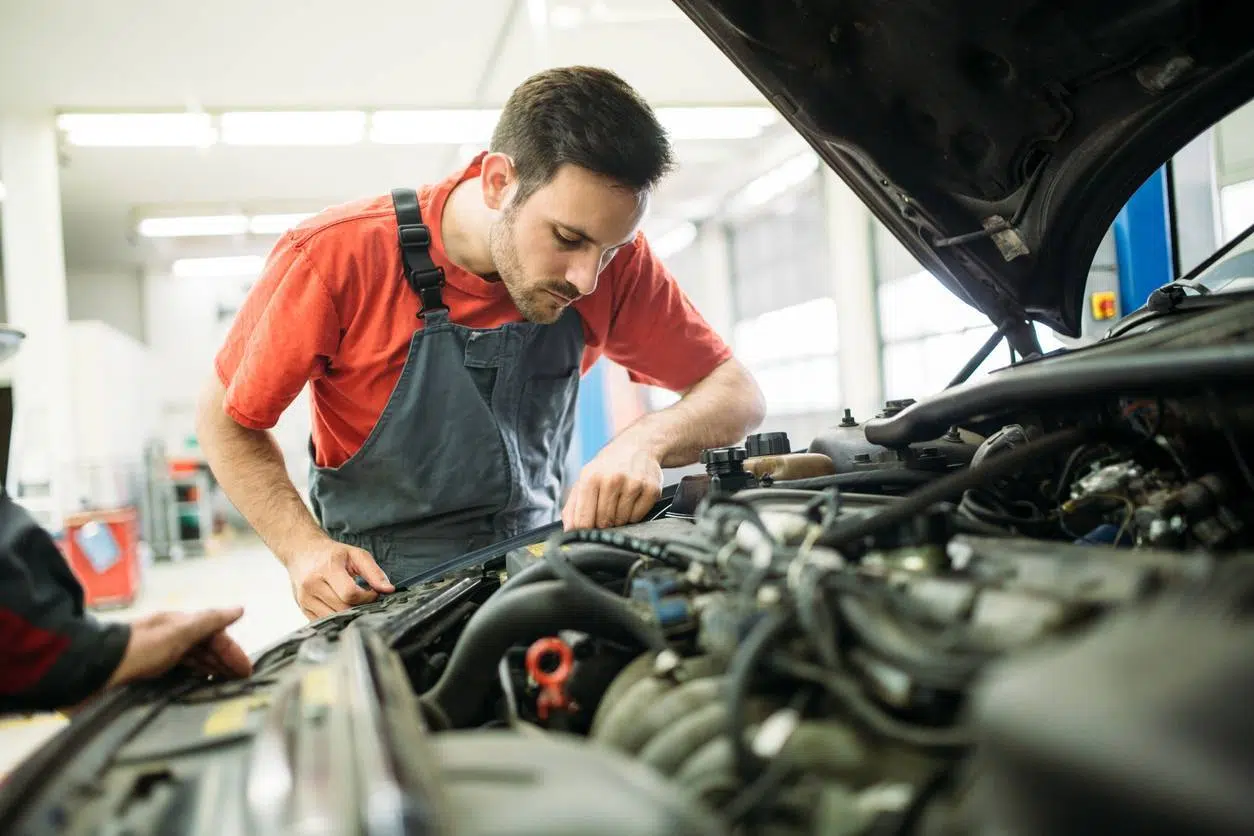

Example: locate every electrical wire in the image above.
[726,609,793,781]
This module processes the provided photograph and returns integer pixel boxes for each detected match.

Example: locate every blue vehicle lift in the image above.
[1112,166,1177,316]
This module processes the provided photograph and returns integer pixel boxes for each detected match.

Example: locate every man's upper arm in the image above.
[214,233,342,430]
[600,234,734,393]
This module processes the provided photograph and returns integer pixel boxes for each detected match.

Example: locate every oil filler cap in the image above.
[700,446,747,475]
[745,432,791,458]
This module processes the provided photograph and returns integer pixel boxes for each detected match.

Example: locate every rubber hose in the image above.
[497,547,640,595]
[774,470,938,492]
[821,426,1093,549]
[639,701,728,776]
[616,676,724,754]
[727,610,792,779]
[419,580,657,728]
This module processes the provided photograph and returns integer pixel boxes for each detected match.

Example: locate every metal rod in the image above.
[947,327,1005,388]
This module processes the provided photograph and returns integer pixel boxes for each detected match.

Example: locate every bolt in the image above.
[840,408,858,427]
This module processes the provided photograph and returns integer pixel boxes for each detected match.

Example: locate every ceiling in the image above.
[0,0,793,275]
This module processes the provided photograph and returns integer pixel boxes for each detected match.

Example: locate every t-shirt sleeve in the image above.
[600,233,734,393]
[213,232,342,430]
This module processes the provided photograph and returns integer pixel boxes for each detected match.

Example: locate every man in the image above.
[0,486,252,715]
[197,66,765,622]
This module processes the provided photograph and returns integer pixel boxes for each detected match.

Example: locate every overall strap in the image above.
[390,187,448,318]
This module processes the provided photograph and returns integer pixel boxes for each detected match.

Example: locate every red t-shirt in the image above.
[214,154,733,468]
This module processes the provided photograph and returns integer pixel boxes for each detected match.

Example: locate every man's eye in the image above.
[554,231,580,248]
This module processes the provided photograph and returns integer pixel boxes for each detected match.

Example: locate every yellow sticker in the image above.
[202,694,271,737]
[301,668,336,707]
[526,543,546,557]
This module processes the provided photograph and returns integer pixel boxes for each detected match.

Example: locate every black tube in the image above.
[726,610,792,780]
[497,548,641,595]
[768,657,970,751]
[541,532,668,652]
[864,344,1254,447]
[419,581,659,728]
[948,326,1006,388]
[773,470,939,492]
[821,426,1092,550]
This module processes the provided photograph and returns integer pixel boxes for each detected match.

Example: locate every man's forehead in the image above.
[532,167,648,245]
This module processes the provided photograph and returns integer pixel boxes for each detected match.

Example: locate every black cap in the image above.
[700,446,748,475]
[745,432,791,458]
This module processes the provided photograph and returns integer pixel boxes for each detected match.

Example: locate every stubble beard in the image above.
[489,212,563,325]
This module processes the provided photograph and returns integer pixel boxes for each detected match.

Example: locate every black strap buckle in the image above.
[391,188,448,318]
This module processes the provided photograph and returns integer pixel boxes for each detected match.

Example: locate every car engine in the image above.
[5,299,1254,836]
[376,296,1254,836]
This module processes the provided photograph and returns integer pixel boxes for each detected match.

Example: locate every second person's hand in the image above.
[284,537,394,620]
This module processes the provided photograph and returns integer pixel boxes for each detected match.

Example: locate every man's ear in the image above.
[480,152,516,212]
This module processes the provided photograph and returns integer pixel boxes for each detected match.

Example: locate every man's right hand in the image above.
[285,539,395,620]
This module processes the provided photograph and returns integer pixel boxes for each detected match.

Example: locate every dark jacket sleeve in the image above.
[0,492,131,714]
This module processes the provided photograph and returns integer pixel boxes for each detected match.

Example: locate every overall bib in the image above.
[307,188,585,582]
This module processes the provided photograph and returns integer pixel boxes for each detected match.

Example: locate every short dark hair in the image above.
[490,66,676,204]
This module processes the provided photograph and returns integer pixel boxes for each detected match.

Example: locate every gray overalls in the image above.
[307,188,585,582]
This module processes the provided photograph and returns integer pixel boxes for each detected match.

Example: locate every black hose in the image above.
[497,547,641,595]
[541,532,669,651]
[773,469,939,493]
[821,426,1093,550]
[726,609,792,780]
[419,580,660,728]
[768,656,970,751]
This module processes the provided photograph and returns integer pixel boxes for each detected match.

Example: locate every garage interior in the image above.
[2,0,1253,773]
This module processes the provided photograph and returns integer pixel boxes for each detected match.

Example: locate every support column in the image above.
[691,220,736,341]
[1169,128,1223,276]
[0,113,76,532]
[821,168,883,419]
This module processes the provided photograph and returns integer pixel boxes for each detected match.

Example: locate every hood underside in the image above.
[673,0,1254,337]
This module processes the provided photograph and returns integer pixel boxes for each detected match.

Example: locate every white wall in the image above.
[142,271,312,495]
[66,320,156,507]
[67,269,146,344]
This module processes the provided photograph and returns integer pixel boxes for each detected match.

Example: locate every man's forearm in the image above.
[620,358,766,468]
[196,379,327,566]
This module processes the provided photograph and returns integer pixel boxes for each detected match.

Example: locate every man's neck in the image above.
[441,179,498,277]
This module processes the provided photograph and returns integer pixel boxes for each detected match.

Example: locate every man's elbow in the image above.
[712,358,766,436]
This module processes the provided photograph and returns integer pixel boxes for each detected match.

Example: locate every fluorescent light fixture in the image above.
[371,109,502,144]
[171,255,265,278]
[248,213,314,234]
[732,153,821,211]
[651,221,698,258]
[139,215,249,238]
[138,212,315,237]
[657,107,776,140]
[220,111,366,146]
[57,112,216,147]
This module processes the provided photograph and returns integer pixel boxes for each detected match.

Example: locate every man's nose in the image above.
[565,251,601,296]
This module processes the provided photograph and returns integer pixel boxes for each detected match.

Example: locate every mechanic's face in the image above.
[487,161,648,324]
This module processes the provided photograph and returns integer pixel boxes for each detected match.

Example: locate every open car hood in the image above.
[672,0,1254,337]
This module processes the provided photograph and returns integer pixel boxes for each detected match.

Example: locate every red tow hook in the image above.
[525,636,575,722]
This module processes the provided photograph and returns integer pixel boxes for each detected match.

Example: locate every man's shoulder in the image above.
[286,194,400,251]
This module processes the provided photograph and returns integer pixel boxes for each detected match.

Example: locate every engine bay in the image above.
[6,298,1254,836]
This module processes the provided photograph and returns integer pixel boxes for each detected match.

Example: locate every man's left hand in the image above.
[562,442,663,530]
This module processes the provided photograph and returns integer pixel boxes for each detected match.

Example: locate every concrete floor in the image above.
[0,536,307,778]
